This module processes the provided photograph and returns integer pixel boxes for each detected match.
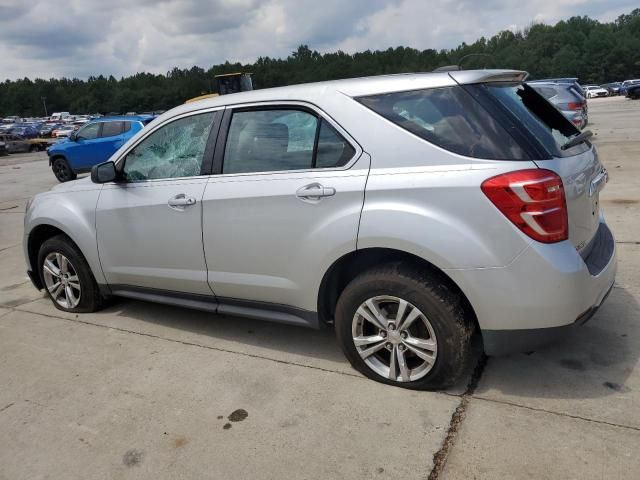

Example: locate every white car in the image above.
[584,85,609,99]
[53,126,76,138]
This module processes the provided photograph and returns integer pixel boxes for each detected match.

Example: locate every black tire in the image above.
[335,262,474,390]
[38,234,105,313]
[52,157,77,182]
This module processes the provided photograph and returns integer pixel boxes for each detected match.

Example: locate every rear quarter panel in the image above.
[357,160,536,269]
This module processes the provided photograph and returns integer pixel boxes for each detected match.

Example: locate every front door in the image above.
[66,122,103,169]
[202,106,368,312]
[96,110,219,295]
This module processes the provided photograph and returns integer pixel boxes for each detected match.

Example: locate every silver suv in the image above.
[24,70,616,390]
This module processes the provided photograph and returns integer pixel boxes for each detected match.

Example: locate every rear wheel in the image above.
[38,235,105,313]
[335,263,474,390]
[52,157,76,182]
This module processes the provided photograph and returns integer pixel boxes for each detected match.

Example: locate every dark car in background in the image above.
[0,134,32,153]
[528,81,587,129]
[620,79,640,96]
[624,81,640,99]
[601,82,622,96]
[532,78,585,98]
[10,125,39,139]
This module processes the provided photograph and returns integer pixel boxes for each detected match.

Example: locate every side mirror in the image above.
[91,161,118,183]
[69,132,77,141]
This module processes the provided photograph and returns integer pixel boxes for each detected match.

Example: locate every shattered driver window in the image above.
[123,112,214,181]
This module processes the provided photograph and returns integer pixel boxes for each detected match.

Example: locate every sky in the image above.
[0,0,636,81]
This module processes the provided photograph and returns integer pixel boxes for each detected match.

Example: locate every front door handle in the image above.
[296,183,336,201]
[168,194,196,210]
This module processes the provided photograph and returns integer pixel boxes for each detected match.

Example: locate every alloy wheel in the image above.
[42,252,81,308]
[351,295,437,382]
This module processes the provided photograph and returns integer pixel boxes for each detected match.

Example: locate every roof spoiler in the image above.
[448,70,529,85]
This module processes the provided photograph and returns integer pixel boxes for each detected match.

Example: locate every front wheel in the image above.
[52,157,77,182]
[335,263,474,390]
[38,235,105,313]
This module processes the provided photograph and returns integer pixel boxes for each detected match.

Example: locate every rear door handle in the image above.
[168,194,196,210]
[296,183,336,200]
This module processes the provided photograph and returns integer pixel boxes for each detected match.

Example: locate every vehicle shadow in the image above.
[476,286,640,400]
[104,297,349,367]
[99,295,482,393]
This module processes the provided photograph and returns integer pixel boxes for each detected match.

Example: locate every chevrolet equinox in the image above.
[24,70,616,389]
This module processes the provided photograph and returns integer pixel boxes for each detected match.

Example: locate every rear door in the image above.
[94,121,130,164]
[201,104,368,311]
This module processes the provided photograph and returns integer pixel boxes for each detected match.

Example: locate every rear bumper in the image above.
[482,281,613,355]
[446,220,616,355]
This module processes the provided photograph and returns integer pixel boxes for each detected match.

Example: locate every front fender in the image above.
[24,187,105,284]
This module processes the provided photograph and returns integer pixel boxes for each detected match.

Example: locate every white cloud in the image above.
[0,0,635,80]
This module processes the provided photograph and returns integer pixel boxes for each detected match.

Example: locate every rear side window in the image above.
[472,83,587,157]
[224,109,317,174]
[357,87,528,160]
[315,120,356,168]
[223,109,356,174]
[101,121,124,138]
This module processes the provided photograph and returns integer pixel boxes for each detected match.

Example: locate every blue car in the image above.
[48,116,154,182]
[10,125,40,139]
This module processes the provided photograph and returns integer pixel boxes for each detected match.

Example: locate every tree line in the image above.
[1,9,639,117]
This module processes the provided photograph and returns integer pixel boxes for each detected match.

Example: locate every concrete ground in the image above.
[0,96,638,479]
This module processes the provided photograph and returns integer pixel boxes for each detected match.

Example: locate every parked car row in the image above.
[590,79,640,99]
[0,113,102,141]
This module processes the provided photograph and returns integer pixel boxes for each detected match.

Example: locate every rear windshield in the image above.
[468,83,588,158]
[357,86,529,160]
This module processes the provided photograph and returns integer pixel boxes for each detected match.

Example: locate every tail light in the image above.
[481,169,568,243]
[567,101,584,111]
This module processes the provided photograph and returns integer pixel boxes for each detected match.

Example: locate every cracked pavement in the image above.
[1,96,639,479]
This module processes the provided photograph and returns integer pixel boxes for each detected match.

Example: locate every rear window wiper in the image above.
[561,130,593,150]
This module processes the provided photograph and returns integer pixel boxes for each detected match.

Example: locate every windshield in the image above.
[469,82,589,158]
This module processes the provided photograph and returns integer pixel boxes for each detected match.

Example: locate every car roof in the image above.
[91,115,154,122]
[164,69,527,119]
[529,77,578,83]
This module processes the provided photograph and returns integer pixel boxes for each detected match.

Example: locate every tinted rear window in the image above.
[472,83,588,157]
[101,121,124,137]
[357,86,529,160]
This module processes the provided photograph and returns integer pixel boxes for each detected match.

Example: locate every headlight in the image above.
[25,196,35,212]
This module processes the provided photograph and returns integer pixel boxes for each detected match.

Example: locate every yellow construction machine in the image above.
[185,72,254,104]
